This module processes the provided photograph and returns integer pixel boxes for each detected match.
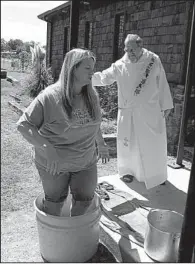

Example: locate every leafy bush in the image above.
[96,82,118,120]
[21,61,54,98]
[101,118,117,134]
[21,44,54,98]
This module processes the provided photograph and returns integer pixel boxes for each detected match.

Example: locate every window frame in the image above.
[113,12,126,61]
[84,21,93,49]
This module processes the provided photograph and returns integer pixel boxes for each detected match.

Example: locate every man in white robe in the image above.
[92,34,174,189]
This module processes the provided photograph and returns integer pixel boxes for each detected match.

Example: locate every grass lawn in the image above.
[1,78,118,262]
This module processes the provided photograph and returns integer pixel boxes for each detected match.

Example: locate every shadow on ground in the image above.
[87,243,117,263]
[120,178,187,215]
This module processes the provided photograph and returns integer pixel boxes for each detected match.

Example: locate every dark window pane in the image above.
[113,14,125,61]
[63,27,69,58]
[85,21,93,49]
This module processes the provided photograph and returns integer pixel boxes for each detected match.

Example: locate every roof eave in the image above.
[38,1,71,22]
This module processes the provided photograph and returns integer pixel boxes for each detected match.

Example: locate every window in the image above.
[63,27,69,58]
[113,13,125,61]
[84,21,93,49]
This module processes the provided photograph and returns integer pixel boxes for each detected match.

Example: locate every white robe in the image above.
[92,48,174,189]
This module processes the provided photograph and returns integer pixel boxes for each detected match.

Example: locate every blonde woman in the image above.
[17,48,109,216]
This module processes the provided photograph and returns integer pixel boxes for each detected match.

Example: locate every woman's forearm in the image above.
[17,122,53,150]
[96,128,106,146]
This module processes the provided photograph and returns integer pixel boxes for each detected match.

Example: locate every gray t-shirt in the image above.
[17,85,101,172]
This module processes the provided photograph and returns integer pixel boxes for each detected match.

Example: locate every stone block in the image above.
[143,28,153,37]
[103,40,112,47]
[159,35,167,44]
[167,53,182,63]
[173,44,185,53]
[163,5,177,16]
[162,15,173,26]
[143,1,151,11]
[156,26,167,35]
[172,14,183,25]
[102,34,107,41]
[136,11,151,20]
[170,63,181,74]
[175,2,186,13]
[127,1,133,7]
[151,8,163,18]
[172,25,185,35]
[175,34,184,43]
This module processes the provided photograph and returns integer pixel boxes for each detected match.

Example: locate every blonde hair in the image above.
[57,48,101,120]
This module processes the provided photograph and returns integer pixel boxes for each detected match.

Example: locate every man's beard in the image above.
[128,49,143,63]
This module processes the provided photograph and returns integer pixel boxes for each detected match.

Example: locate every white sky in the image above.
[1,1,67,45]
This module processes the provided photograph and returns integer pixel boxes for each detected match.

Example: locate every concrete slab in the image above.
[99,166,190,262]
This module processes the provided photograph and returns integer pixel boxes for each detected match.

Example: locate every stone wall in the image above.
[49,1,192,83]
[78,0,191,82]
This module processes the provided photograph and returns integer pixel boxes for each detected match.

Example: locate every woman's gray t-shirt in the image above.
[17,86,101,172]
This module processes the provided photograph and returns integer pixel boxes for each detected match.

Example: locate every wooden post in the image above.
[178,143,195,262]
[176,2,194,165]
[69,0,80,49]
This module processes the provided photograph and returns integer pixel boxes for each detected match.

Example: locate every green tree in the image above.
[7,38,24,51]
[23,41,35,53]
[1,38,10,51]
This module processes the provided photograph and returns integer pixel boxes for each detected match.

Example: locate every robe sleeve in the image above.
[92,63,117,86]
[157,58,174,111]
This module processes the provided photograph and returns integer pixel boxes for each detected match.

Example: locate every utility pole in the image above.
[69,0,80,49]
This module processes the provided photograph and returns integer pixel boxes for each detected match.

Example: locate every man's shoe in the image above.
[122,174,134,183]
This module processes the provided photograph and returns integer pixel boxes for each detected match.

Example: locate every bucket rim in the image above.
[147,209,184,235]
[34,193,101,220]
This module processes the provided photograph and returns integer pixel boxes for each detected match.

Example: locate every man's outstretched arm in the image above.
[92,63,117,87]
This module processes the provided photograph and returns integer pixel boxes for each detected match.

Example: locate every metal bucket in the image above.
[144,209,183,262]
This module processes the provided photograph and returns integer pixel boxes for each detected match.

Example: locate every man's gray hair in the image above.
[124,34,143,47]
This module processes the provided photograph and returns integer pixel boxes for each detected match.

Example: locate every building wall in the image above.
[48,0,193,161]
[48,8,70,80]
[77,1,191,83]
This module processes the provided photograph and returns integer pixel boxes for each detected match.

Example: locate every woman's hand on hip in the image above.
[43,145,60,176]
[97,143,110,164]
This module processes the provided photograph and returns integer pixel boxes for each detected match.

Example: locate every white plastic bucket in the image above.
[34,193,101,262]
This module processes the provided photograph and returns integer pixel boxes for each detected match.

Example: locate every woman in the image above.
[17,48,109,216]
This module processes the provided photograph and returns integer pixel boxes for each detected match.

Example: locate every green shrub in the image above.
[21,61,54,98]
[21,44,54,98]
[96,82,118,120]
